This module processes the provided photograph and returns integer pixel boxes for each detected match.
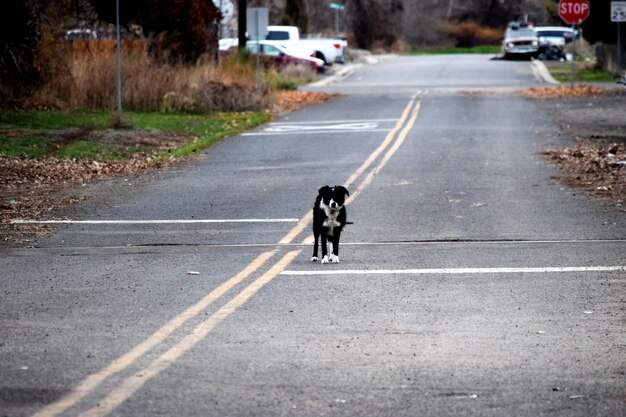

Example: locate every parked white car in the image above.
[218,38,239,51]
[534,26,577,47]
[265,25,344,65]
[245,41,325,73]
[65,29,98,40]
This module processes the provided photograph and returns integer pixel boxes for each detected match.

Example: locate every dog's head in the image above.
[318,185,350,211]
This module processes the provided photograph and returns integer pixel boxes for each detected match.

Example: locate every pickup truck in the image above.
[265,25,345,65]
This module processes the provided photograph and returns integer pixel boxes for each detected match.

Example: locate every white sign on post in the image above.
[613,1,626,71]
[246,7,269,39]
[246,7,269,88]
[612,1,626,22]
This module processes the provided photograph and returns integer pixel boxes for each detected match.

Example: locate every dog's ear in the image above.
[318,185,332,195]
[335,185,350,197]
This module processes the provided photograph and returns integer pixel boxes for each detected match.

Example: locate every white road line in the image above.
[241,129,389,136]
[280,266,626,276]
[268,118,398,125]
[266,122,379,132]
[74,250,301,417]
[11,219,299,225]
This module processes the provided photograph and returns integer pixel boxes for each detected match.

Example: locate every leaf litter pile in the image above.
[518,84,624,99]
[525,85,626,209]
[1,148,172,245]
[541,143,626,205]
[272,91,338,113]
[1,91,338,245]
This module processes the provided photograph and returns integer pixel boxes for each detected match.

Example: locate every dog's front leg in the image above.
[311,231,320,262]
[329,233,340,263]
[320,232,330,264]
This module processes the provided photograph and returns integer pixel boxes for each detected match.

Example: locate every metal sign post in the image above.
[570,25,582,88]
[570,24,577,87]
[330,3,345,34]
[558,0,590,87]
[246,7,268,88]
[612,1,626,71]
[255,10,260,87]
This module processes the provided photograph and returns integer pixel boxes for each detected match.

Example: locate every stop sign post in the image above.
[558,0,590,86]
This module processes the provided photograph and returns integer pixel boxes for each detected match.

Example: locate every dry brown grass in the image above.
[31,39,269,112]
[443,22,502,48]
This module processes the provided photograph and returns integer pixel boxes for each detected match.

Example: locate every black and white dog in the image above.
[311,185,350,264]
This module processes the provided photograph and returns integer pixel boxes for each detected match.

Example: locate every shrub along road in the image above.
[2,55,625,416]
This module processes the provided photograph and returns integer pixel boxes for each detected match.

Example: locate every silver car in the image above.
[502,28,540,59]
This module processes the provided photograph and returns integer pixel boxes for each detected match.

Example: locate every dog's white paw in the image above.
[329,254,340,263]
[311,256,319,262]
[321,255,330,264]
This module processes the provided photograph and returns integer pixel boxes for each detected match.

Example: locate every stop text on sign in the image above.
[560,2,588,14]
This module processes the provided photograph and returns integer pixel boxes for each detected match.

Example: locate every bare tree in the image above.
[0,0,37,96]
[229,0,554,49]
[91,0,222,63]
[346,0,406,49]
[1,0,98,101]
[450,0,549,26]
[282,0,307,31]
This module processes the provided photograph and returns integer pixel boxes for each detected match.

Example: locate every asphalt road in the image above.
[2,54,625,417]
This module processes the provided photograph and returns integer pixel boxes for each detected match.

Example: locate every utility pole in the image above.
[238,0,247,49]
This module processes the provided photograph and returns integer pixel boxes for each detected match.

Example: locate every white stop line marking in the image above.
[11,218,299,225]
[280,266,626,276]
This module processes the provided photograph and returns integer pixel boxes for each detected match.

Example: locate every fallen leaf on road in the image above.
[518,85,624,99]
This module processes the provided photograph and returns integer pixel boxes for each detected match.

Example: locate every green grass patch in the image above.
[0,110,109,130]
[56,141,137,160]
[0,136,52,158]
[150,112,271,158]
[547,62,617,83]
[0,110,271,160]
[409,45,501,55]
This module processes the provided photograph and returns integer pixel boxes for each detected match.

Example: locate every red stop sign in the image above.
[558,0,590,25]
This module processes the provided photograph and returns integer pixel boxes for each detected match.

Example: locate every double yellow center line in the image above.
[31,92,423,417]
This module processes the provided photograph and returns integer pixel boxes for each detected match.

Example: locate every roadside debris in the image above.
[518,84,624,99]
[186,271,200,276]
[541,142,626,205]
[0,155,167,244]
[271,91,339,113]
[438,392,479,399]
